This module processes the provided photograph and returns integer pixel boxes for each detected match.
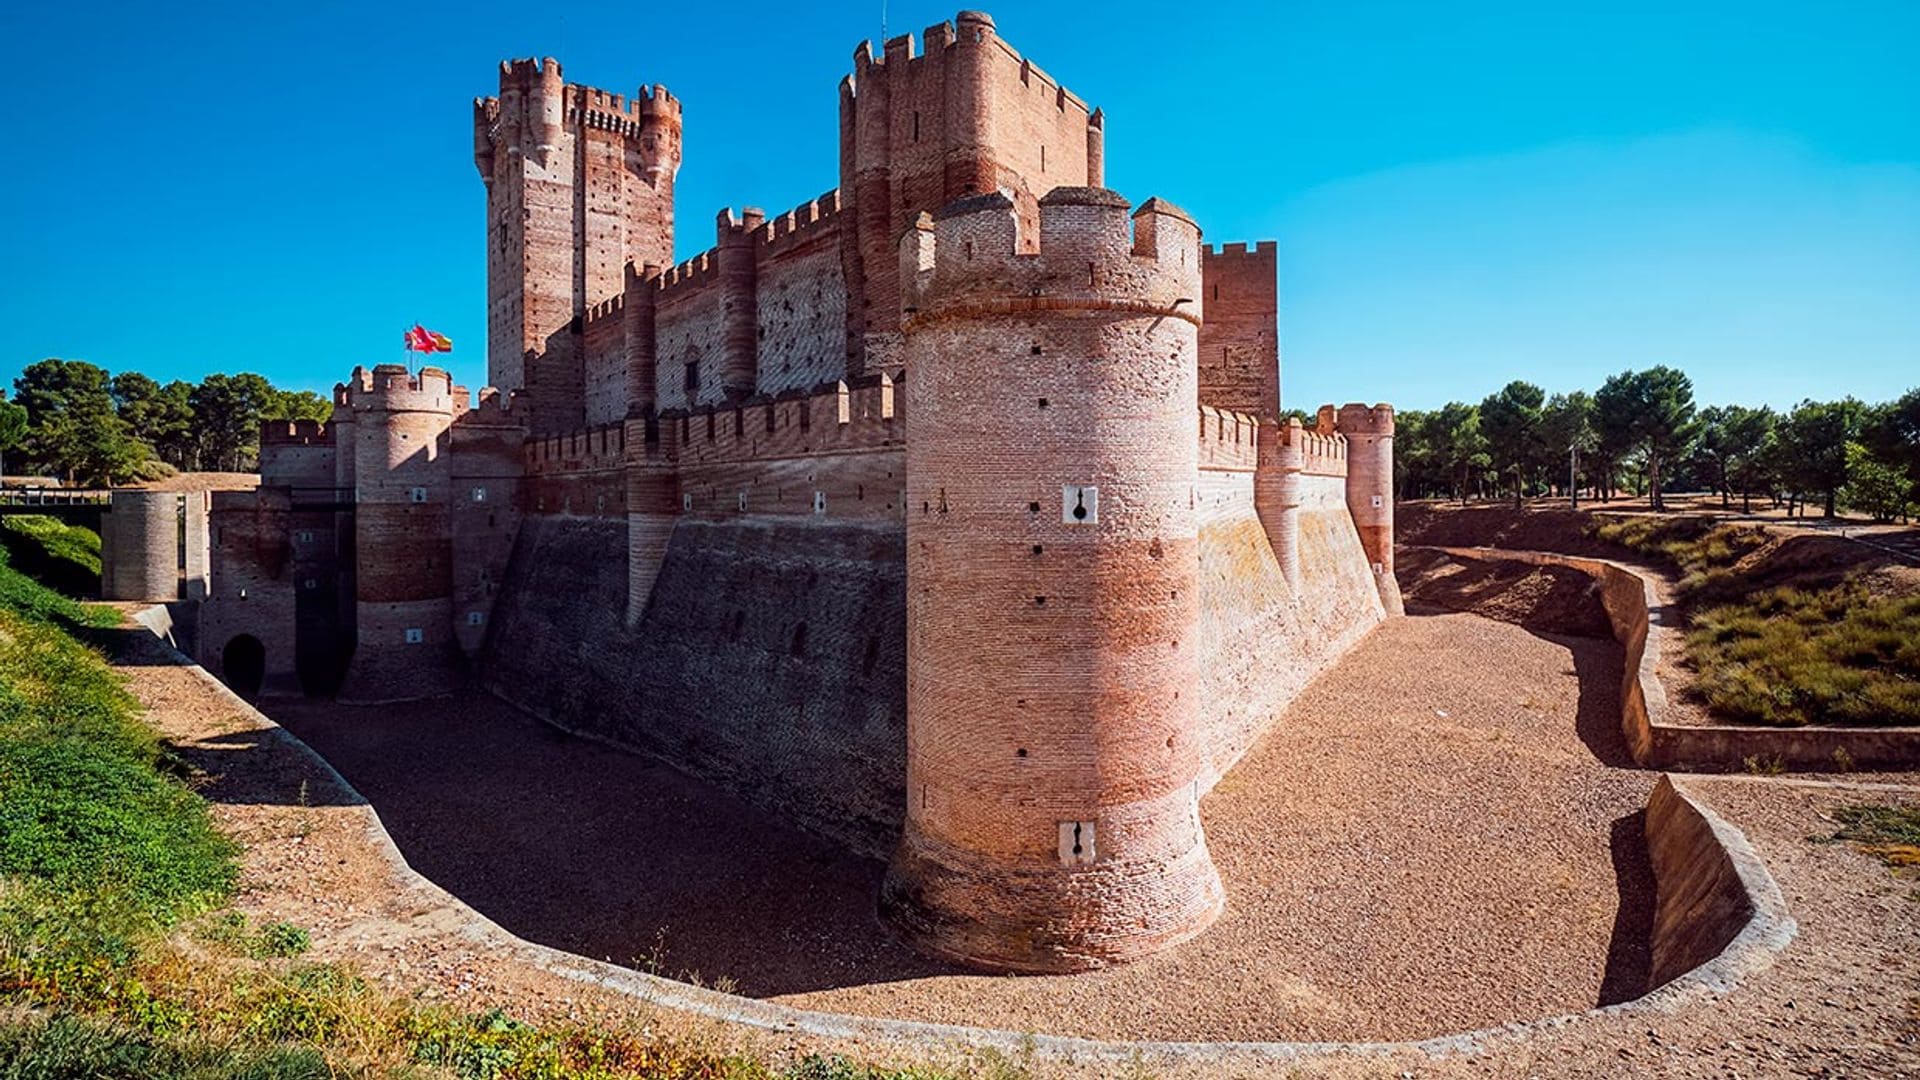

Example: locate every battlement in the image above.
[656,248,720,297]
[903,188,1202,323]
[339,364,462,415]
[525,422,627,476]
[847,10,1096,123]
[453,386,525,426]
[1204,240,1278,261]
[756,190,845,258]
[1289,420,1349,477]
[260,419,332,447]
[497,56,563,90]
[1333,401,1395,436]
[659,374,901,468]
[574,82,681,128]
[1198,406,1260,471]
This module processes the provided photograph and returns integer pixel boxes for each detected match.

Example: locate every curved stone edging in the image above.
[130,604,1798,1069]
[1413,545,1920,771]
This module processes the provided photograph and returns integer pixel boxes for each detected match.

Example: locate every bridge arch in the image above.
[221,634,267,699]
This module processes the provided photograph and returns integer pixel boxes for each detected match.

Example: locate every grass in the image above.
[1591,514,1920,727]
[0,516,102,599]
[0,525,986,1078]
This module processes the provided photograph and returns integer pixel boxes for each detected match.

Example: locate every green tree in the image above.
[1719,405,1779,514]
[264,388,333,424]
[1478,381,1546,508]
[189,373,277,472]
[0,396,26,481]
[1593,367,1696,510]
[1840,441,1912,522]
[1782,398,1865,518]
[1427,401,1489,504]
[112,372,197,471]
[1540,391,1596,503]
[14,358,150,485]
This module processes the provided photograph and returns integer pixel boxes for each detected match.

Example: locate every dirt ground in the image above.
[107,608,1920,1076]
[269,611,1652,1043]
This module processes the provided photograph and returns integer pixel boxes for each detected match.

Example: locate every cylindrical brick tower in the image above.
[1335,402,1402,614]
[101,491,180,601]
[882,188,1224,973]
[337,365,461,704]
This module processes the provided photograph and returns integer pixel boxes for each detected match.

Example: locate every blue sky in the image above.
[1,0,1914,411]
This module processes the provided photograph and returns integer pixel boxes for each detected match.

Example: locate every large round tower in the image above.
[337,364,461,704]
[882,188,1224,972]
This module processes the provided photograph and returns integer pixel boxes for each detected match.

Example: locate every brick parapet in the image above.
[1197,406,1260,472]
[903,189,1202,330]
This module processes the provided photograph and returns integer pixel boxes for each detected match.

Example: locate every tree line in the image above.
[1394,367,1920,522]
[0,359,333,486]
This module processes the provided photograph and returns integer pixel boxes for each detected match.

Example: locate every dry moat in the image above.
[270,605,1655,1043]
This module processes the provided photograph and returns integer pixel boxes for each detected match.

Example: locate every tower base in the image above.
[880,822,1225,974]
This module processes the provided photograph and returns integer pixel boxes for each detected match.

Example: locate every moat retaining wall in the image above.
[1408,545,1920,770]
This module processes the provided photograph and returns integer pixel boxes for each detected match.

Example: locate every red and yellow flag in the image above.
[404,324,453,353]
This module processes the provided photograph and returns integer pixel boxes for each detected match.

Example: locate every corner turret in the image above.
[885,188,1223,973]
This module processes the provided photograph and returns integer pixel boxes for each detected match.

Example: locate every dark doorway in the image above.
[221,634,266,698]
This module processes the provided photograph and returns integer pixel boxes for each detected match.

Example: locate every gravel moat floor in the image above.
[267,608,1656,1043]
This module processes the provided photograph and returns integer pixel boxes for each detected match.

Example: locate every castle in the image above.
[195,10,1399,975]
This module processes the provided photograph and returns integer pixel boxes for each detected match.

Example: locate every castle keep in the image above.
[198,11,1398,973]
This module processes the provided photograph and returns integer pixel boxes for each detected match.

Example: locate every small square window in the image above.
[410,487,428,504]
[812,491,826,515]
[681,493,693,512]
[472,487,487,502]
[404,628,424,644]
[467,611,485,626]
[296,530,314,544]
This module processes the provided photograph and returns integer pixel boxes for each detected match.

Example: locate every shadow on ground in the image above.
[268,692,962,997]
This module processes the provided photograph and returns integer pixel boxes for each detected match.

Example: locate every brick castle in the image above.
[196,10,1400,974]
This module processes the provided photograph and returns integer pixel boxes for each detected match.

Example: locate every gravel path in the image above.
[270,609,1655,1043]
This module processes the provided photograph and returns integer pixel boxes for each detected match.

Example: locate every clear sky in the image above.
[2,1,1914,412]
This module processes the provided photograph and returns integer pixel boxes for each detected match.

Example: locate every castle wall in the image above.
[480,513,908,858]
[450,391,527,655]
[1192,467,1385,783]
[581,297,628,426]
[524,423,628,518]
[754,234,848,398]
[259,422,338,488]
[652,272,727,412]
[1199,242,1280,417]
[198,489,300,695]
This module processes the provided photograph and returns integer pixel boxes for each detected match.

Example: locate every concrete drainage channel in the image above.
[131,603,1796,1069]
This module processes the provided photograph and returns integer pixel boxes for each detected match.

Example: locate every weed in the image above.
[1742,754,1785,776]
[1831,804,1920,870]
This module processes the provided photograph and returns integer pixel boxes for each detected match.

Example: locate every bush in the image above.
[1687,584,1920,726]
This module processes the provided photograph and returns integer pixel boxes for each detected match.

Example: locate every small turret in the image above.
[1334,402,1400,613]
[336,364,462,703]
